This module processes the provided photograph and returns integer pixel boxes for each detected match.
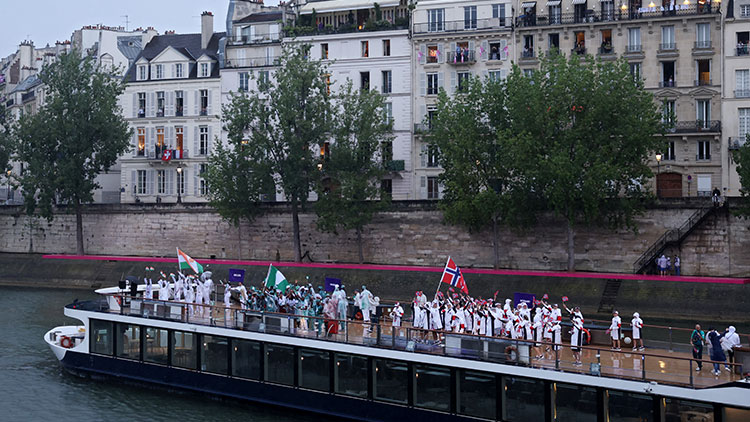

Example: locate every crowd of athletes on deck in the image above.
[134,268,742,376]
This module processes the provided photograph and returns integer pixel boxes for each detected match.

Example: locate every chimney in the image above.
[201,11,213,50]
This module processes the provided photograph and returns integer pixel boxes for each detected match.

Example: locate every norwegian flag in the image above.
[440,257,469,294]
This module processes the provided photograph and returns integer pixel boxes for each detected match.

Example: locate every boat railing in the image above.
[90,294,743,389]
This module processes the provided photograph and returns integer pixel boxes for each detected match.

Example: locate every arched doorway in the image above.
[657,172,682,198]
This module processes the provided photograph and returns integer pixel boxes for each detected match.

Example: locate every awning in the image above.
[521,2,537,8]
[546,0,561,5]
[572,0,587,4]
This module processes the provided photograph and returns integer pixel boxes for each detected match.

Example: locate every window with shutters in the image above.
[321,43,329,59]
[428,9,444,32]
[156,127,165,158]
[427,45,439,64]
[427,73,439,95]
[155,64,164,79]
[427,177,439,199]
[742,4,750,17]
[488,70,505,82]
[200,90,208,116]
[239,72,249,92]
[736,70,750,98]
[175,91,184,116]
[137,65,147,81]
[137,93,146,118]
[740,108,750,138]
[360,71,370,91]
[177,170,185,195]
[199,126,209,155]
[697,140,711,161]
[696,99,710,128]
[665,141,676,161]
[696,23,710,48]
[492,4,506,25]
[136,170,147,195]
[630,62,641,81]
[662,100,675,124]
[361,41,369,58]
[382,70,392,94]
[137,128,146,156]
[383,40,391,57]
[175,63,184,78]
[627,28,641,52]
[661,26,675,50]
[383,102,393,124]
[457,72,470,92]
[464,6,477,29]
[427,145,439,167]
[156,91,165,117]
[200,63,209,77]
[489,41,504,60]
[258,71,269,87]
[200,164,209,196]
[157,170,166,194]
[175,126,184,151]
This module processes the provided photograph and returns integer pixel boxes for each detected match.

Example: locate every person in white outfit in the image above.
[571,315,584,365]
[610,310,622,351]
[631,312,644,351]
[390,302,404,327]
[548,321,562,351]
[722,326,741,371]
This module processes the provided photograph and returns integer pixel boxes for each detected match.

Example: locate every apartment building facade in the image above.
[411,0,514,199]
[723,0,750,195]
[119,12,223,204]
[513,0,723,198]
[284,0,414,200]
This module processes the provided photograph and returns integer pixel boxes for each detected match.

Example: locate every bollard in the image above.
[392,326,396,349]
[689,360,693,387]
[641,354,646,381]
[555,347,560,370]
[668,327,673,351]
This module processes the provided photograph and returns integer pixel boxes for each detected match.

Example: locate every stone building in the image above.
[284,0,414,200]
[411,0,514,199]
[513,0,723,198]
[119,12,224,204]
[723,0,750,195]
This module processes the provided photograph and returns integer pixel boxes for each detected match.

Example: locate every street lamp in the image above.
[655,153,662,198]
[176,166,182,204]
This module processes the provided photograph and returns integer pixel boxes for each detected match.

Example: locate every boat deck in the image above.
[92,295,743,389]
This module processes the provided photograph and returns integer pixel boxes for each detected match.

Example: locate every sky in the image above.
[0,0,277,58]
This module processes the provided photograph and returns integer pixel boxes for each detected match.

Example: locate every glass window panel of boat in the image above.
[503,376,545,422]
[144,327,169,365]
[115,323,141,360]
[171,330,197,369]
[231,339,260,380]
[90,319,113,355]
[334,353,368,398]
[265,344,295,386]
[663,398,714,422]
[298,348,330,392]
[414,364,450,412]
[607,390,654,422]
[458,369,496,420]
[724,406,750,422]
[373,359,408,404]
[554,383,597,422]
[201,335,228,375]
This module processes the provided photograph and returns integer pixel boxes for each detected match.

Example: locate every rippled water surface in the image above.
[0,286,318,422]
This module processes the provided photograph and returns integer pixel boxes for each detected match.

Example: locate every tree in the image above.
[731,134,750,217]
[15,51,131,255]
[428,77,541,269]
[0,104,11,180]
[205,94,274,259]
[315,81,392,263]
[235,44,332,262]
[505,53,663,271]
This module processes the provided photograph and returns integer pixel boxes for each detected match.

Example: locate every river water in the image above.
[0,286,318,422]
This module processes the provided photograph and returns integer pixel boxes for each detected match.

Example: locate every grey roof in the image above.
[235,11,283,24]
[124,32,225,83]
[117,36,143,61]
[10,74,41,93]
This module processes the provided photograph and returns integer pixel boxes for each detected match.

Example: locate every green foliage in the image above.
[206,94,274,226]
[430,52,664,270]
[0,107,10,177]
[15,51,131,253]
[731,134,750,217]
[227,43,332,261]
[315,81,392,262]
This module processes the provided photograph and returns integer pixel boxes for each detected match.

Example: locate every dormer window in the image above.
[200,63,209,77]
[155,64,164,79]
[138,65,147,80]
[175,63,184,78]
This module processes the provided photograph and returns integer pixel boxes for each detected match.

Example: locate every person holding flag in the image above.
[177,248,203,274]
[265,264,289,293]
[439,257,469,297]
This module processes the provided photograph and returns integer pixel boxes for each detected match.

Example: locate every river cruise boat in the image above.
[46,284,749,421]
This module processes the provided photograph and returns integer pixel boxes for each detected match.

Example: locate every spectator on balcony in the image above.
[454,44,461,63]
[491,46,499,60]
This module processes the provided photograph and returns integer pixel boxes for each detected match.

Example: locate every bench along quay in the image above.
[46,285,750,422]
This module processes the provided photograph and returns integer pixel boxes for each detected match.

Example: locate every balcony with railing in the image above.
[520,49,535,59]
[693,40,712,50]
[571,46,586,56]
[625,44,643,54]
[694,78,712,86]
[225,56,279,68]
[665,120,721,134]
[598,45,615,56]
[413,17,512,35]
[737,46,750,56]
[285,21,408,38]
[659,43,676,51]
[446,50,476,65]
[658,80,676,88]
[227,32,281,45]
[514,4,719,29]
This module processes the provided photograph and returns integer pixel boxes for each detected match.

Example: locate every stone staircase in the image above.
[632,204,716,274]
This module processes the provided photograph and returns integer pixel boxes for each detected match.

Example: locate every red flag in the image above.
[440,257,469,294]
[562,296,569,302]
[161,149,172,161]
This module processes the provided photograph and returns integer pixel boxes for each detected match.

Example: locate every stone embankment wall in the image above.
[0,200,748,276]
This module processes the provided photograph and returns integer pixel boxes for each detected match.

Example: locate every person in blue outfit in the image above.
[706,327,727,376]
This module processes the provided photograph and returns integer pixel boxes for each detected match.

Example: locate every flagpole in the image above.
[435,256,451,299]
